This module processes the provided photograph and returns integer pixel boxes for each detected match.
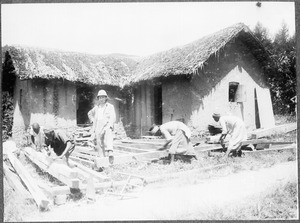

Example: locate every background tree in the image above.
[252,22,296,115]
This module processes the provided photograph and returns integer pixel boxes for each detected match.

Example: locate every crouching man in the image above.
[212,113,247,157]
[30,123,75,167]
[149,121,197,163]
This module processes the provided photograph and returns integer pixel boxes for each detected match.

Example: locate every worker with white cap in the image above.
[88,90,116,164]
[212,113,247,157]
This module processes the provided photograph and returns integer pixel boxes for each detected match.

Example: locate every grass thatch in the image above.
[130,23,268,83]
[2,45,139,87]
[2,23,269,87]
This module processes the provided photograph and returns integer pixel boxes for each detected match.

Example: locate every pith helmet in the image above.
[97,90,108,97]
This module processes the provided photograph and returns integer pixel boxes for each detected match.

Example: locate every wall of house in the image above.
[189,65,274,134]
[162,77,192,124]
[12,79,77,143]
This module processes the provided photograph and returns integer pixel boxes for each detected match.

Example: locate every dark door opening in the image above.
[77,86,95,125]
[254,88,261,129]
[153,85,162,125]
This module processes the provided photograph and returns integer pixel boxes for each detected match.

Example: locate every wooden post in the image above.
[7,152,50,210]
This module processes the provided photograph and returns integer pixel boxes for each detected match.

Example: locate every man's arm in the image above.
[218,118,228,145]
[87,107,96,123]
[56,141,73,159]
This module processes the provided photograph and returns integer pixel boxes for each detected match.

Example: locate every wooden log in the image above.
[69,156,95,166]
[74,146,97,154]
[250,123,297,139]
[243,143,296,153]
[68,159,110,182]
[241,139,294,146]
[72,151,96,160]
[113,144,151,153]
[7,152,50,210]
[3,162,32,200]
[119,139,167,146]
[23,147,80,189]
[95,150,168,168]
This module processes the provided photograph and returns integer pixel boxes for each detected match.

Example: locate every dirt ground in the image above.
[21,147,298,221]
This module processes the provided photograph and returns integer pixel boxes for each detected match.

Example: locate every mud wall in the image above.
[189,65,273,134]
[162,77,192,124]
[12,79,77,143]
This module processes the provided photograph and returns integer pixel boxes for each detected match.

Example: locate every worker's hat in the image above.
[97,90,108,97]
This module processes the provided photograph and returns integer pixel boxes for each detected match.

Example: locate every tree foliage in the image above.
[2,51,16,140]
[2,91,14,141]
[252,22,296,115]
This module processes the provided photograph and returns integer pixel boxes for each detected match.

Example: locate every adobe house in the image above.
[129,23,275,136]
[2,46,138,142]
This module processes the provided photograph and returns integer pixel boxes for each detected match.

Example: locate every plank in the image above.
[3,162,32,199]
[23,147,80,189]
[7,152,50,210]
[243,144,296,153]
[95,150,169,168]
[250,122,297,139]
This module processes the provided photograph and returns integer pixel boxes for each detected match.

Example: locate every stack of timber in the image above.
[3,141,50,210]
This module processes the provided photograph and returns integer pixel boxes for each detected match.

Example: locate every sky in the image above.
[1,1,296,57]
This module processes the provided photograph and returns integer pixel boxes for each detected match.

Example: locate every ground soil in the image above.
[22,147,298,221]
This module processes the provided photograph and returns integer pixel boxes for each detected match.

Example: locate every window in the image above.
[228,82,239,102]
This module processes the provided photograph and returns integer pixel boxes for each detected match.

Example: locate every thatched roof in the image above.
[130,23,270,83]
[2,45,139,87]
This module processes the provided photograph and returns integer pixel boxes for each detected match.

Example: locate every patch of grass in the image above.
[182,181,298,220]
[274,114,297,125]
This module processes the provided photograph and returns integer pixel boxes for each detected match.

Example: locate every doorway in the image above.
[153,85,162,125]
[76,86,95,124]
[254,88,261,129]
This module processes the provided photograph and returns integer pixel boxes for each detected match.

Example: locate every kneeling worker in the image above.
[149,121,197,163]
[212,113,247,157]
[30,123,75,167]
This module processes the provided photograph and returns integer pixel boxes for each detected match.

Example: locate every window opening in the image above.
[228,82,239,102]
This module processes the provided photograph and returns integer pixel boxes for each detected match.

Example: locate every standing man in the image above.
[29,123,75,167]
[212,113,247,157]
[149,121,197,163]
[88,90,116,164]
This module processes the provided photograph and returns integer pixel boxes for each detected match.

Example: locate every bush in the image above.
[2,91,14,141]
